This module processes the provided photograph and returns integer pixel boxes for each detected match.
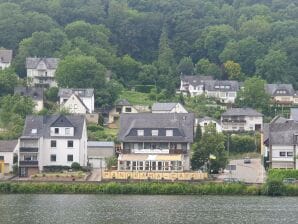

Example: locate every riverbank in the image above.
[0,181,297,196]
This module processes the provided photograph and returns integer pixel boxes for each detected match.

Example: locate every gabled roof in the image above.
[221,108,263,117]
[63,94,89,113]
[181,75,213,87]
[269,120,298,145]
[26,57,59,69]
[0,49,13,63]
[58,88,94,98]
[118,113,195,143]
[204,80,240,92]
[265,84,295,96]
[14,87,44,101]
[87,141,114,147]
[152,103,177,111]
[0,140,17,152]
[22,115,85,139]
[290,108,298,121]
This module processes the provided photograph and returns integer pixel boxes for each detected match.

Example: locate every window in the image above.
[280,152,286,157]
[31,129,37,134]
[50,155,56,162]
[0,156,4,160]
[152,130,158,136]
[137,130,144,136]
[67,140,73,148]
[166,130,173,136]
[67,155,73,162]
[74,104,78,109]
[54,128,59,134]
[125,107,132,112]
[65,128,70,135]
[51,140,56,148]
[287,152,293,157]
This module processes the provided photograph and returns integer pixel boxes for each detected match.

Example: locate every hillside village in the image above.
[1,51,298,182]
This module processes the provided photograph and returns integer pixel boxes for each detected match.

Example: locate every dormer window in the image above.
[166,130,173,136]
[137,130,144,136]
[152,130,158,136]
[65,128,70,135]
[31,129,37,134]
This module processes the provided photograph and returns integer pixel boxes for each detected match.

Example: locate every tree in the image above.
[195,58,221,78]
[236,76,270,112]
[194,125,202,143]
[177,57,194,75]
[0,69,19,96]
[55,55,106,89]
[191,124,227,173]
[223,60,242,80]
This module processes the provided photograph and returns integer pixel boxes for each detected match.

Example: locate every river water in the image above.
[0,194,297,224]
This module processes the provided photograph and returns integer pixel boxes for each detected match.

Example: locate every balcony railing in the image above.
[121,148,187,154]
[20,147,38,153]
[222,119,246,123]
[19,160,38,166]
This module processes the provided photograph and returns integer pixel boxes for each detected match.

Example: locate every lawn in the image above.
[119,90,155,106]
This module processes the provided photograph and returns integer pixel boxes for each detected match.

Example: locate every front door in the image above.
[20,167,28,177]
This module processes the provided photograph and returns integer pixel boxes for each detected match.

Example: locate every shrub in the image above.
[263,179,285,196]
[71,162,81,171]
[43,166,70,172]
[267,169,298,181]
[105,156,118,170]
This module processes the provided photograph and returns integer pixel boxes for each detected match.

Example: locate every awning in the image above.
[118,154,183,161]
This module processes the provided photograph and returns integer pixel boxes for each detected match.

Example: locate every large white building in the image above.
[18,115,87,177]
[0,49,13,70]
[26,57,59,88]
[221,108,263,132]
[58,88,95,114]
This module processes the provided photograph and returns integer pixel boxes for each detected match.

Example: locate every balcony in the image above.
[222,119,246,124]
[20,147,38,153]
[131,149,170,154]
[19,160,38,167]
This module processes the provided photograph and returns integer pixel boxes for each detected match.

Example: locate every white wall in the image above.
[62,96,87,114]
[0,151,14,172]
[0,62,11,70]
[198,120,222,133]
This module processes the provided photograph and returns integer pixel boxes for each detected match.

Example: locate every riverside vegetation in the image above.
[0,181,297,196]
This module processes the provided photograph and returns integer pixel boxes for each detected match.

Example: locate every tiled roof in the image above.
[204,80,240,92]
[0,140,17,152]
[87,141,114,147]
[26,57,59,69]
[265,84,295,96]
[14,87,44,101]
[0,49,13,63]
[222,108,263,117]
[58,88,94,98]
[152,103,177,111]
[118,113,194,143]
[181,75,213,87]
[269,120,298,145]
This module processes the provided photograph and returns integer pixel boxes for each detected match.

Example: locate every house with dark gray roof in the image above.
[221,108,263,132]
[265,84,295,105]
[18,114,87,177]
[117,113,195,171]
[180,75,213,96]
[0,49,13,70]
[26,57,59,88]
[58,88,95,113]
[152,102,188,113]
[14,87,44,111]
[0,140,18,174]
[265,117,298,169]
[108,99,139,125]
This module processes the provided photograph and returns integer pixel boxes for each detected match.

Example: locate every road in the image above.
[86,168,102,181]
[218,158,266,183]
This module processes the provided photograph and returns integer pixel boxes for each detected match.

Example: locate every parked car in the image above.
[282,178,296,184]
[244,157,251,164]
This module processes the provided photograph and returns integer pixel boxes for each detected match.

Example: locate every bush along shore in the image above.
[0,181,297,196]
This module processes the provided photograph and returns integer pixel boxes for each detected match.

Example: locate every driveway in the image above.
[218,158,266,183]
[87,168,102,182]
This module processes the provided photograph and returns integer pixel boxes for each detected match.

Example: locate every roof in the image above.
[263,123,269,142]
[58,88,94,98]
[118,113,195,143]
[63,94,89,112]
[290,108,298,121]
[0,140,17,152]
[118,154,182,161]
[204,80,240,92]
[22,115,85,139]
[115,99,131,106]
[152,103,177,111]
[265,84,295,96]
[222,108,263,117]
[0,49,13,63]
[87,141,114,147]
[14,87,44,101]
[26,57,59,69]
[181,75,213,87]
[269,120,298,145]
[197,116,219,123]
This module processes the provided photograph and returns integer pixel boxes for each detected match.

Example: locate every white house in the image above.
[152,102,188,113]
[26,57,59,88]
[117,113,195,171]
[58,88,95,114]
[265,84,295,105]
[221,108,263,132]
[18,115,87,177]
[0,140,18,174]
[0,49,13,70]
[265,117,298,169]
[14,87,44,112]
[196,117,222,133]
[180,75,213,96]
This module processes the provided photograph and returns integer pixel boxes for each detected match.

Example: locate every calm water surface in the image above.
[0,194,297,224]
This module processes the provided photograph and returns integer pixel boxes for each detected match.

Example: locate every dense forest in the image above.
[1,0,298,104]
